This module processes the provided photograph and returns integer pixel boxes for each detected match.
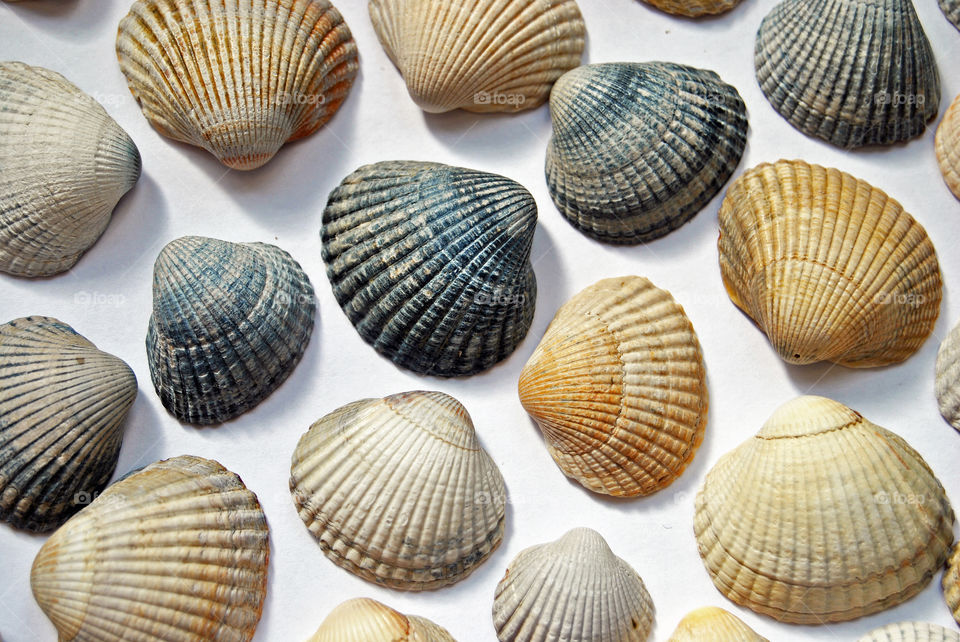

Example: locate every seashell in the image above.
[492,527,654,641]
[639,0,742,16]
[307,598,456,642]
[755,0,940,148]
[322,161,537,377]
[695,395,955,624]
[147,236,315,425]
[518,276,707,497]
[31,455,269,641]
[858,622,960,642]
[0,317,137,532]
[0,62,141,277]
[946,542,960,626]
[718,159,941,367]
[290,391,506,590]
[935,93,960,201]
[369,0,585,113]
[546,62,747,244]
[116,0,358,170]
[935,318,960,432]
[667,607,767,642]
[941,0,960,30]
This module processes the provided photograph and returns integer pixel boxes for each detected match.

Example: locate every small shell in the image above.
[940,0,960,31]
[666,607,767,642]
[290,391,506,590]
[718,159,941,367]
[492,527,654,641]
[639,0,742,16]
[935,319,960,432]
[935,94,960,201]
[546,62,747,244]
[369,0,585,113]
[518,276,707,497]
[322,161,537,377]
[695,396,955,624]
[858,622,960,642]
[755,0,940,148]
[147,236,315,425]
[946,543,960,626]
[0,62,141,277]
[31,455,270,642]
[307,598,456,642]
[117,0,358,170]
[0,317,137,532]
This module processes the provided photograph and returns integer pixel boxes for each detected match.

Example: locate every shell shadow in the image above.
[2,0,106,41]
[111,393,167,478]
[422,107,551,159]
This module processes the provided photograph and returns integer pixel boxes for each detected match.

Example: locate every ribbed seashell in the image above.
[117,0,358,170]
[31,455,269,641]
[936,94,960,201]
[639,0,742,16]
[935,319,960,432]
[695,396,955,624]
[859,622,960,642]
[290,391,506,590]
[718,159,941,367]
[946,543,960,626]
[941,0,960,30]
[667,607,766,642]
[307,598,456,642]
[147,236,315,425]
[322,161,537,377]
[0,62,140,277]
[369,0,585,113]
[755,0,940,148]
[0,317,137,532]
[546,62,746,244]
[492,528,654,641]
[518,276,707,497]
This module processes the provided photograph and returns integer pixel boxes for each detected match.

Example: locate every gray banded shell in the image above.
[0,62,141,277]
[859,622,960,642]
[147,236,315,425]
[322,161,537,377]
[0,317,137,532]
[940,0,960,30]
[755,0,940,148]
[546,62,746,244]
[935,318,960,432]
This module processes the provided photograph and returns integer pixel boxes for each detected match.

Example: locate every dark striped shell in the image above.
[940,0,960,31]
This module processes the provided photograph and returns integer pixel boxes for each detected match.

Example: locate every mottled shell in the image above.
[755,0,940,148]
[695,396,955,624]
[290,391,506,590]
[147,236,315,425]
[492,528,654,641]
[666,607,766,642]
[307,598,456,642]
[935,319,960,432]
[941,0,960,30]
[117,0,358,170]
[946,543,960,626]
[639,0,742,16]
[718,159,941,367]
[0,62,140,277]
[31,455,269,642]
[322,161,537,377]
[0,317,137,532]
[369,0,585,113]
[936,94,960,201]
[859,622,960,642]
[546,62,746,244]
[518,276,707,497]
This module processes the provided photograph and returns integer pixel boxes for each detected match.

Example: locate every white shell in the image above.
[858,622,960,642]
[307,598,456,641]
[935,318,960,432]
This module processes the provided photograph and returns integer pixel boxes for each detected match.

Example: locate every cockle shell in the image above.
[666,607,766,642]
[941,0,960,30]
[946,542,960,626]
[718,159,941,367]
[0,62,140,277]
[859,622,960,642]
[492,528,654,641]
[117,0,358,170]
[935,319,960,432]
[695,396,955,624]
[369,0,585,113]
[0,317,137,532]
[31,455,269,641]
[518,276,707,497]
[546,62,747,244]
[147,236,315,425]
[307,598,456,642]
[290,391,506,590]
[755,0,940,148]
[935,94,960,201]
[639,0,742,16]
[322,161,537,377]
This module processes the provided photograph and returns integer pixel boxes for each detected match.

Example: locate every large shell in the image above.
[666,607,767,642]
[31,455,269,641]
[946,542,960,626]
[117,0,358,170]
[935,94,960,201]
[718,159,941,367]
[369,0,585,113]
[0,62,140,277]
[695,396,955,624]
[492,527,654,641]
[639,0,742,16]
[322,161,537,377]
[147,236,315,425]
[290,391,506,590]
[307,598,456,641]
[0,317,137,532]
[859,622,960,642]
[518,276,707,497]
[545,62,746,244]
[935,319,960,432]
[755,0,940,148]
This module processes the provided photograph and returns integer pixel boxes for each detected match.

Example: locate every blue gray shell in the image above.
[322,161,537,377]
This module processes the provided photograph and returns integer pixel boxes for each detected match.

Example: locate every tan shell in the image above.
[307,598,456,641]
[718,159,941,367]
[640,0,741,16]
[936,93,960,201]
[695,396,955,624]
[946,542,960,626]
[666,607,766,641]
[518,276,707,497]
[858,622,960,642]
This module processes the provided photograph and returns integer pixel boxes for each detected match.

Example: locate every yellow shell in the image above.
[666,607,767,641]
[640,0,742,16]
[936,93,960,201]
[307,598,456,641]
[946,542,960,626]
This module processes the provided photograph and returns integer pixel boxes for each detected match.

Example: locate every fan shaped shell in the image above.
[666,607,766,642]
[859,622,960,642]
[307,598,456,641]
[946,543,960,626]
[935,318,960,432]
[639,0,742,16]
[936,94,960,201]
[941,0,960,30]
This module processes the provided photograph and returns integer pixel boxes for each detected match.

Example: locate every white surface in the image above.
[1,1,959,640]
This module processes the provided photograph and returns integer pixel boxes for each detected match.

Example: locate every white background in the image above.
[1,0,959,640]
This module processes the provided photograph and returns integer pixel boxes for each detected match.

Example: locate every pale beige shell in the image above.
[935,318,960,432]
[936,93,960,201]
[307,598,456,642]
[858,622,960,642]
[946,542,960,626]
[666,607,766,642]
[640,0,741,16]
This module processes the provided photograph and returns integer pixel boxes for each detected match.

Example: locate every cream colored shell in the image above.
[307,598,456,641]
[937,93,960,200]
[640,0,741,16]
[858,622,960,642]
[946,542,960,626]
[935,318,960,432]
[666,607,766,641]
